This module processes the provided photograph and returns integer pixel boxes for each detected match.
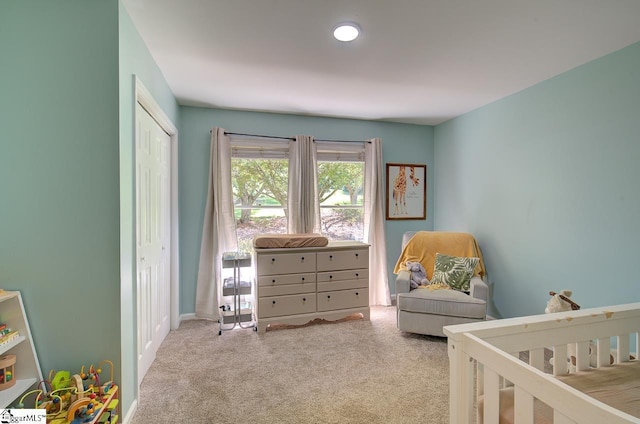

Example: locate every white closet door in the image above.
[136,102,171,384]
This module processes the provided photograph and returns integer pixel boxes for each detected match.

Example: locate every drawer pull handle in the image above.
[329,275,333,279]
[272,279,276,283]
[327,295,331,299]
[355,253,359,257]
[301,277,305,281]
[272,300,276,305]
[271,258,276,263]
[356,292,359,296]
[355,273,359,277]
[301,256,305,261]
[329,255,333,259]
[302,297,306,302]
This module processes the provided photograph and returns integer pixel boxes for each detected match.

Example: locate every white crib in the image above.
[444,302,640,424]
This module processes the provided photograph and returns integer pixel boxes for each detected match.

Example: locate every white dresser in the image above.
[254,241,370,333]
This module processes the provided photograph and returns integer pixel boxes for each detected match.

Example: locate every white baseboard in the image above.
[121,399,137,424]
[180,312,197,321]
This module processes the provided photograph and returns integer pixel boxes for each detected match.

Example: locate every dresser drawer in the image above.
[317,249,368,271]
[317,278,368,293]
[259,282,316,297]
[316,288,369,312]
[258,271,316,297]
[256,252,316,275]
[258,272,316,286]
[317,269,368,283]
[317,269,368,292]
[258,294,316,318]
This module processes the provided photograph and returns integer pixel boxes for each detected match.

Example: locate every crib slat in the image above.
[617,335,630,363]
[553,344,568,375]
[597,338,610,368]
[514,385,534,424]
[483,368,500,424]
[576,341,590,371]
[529,348,544,371]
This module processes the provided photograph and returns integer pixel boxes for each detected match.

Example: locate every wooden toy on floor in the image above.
[15,359,119,424]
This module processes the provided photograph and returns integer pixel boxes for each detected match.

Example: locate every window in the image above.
[230,137,365,251]
[318,160,364,241]
[231,139,289,253]
[317,141,365,242]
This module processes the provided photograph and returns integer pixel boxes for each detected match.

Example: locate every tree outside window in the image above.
[231,158,364,252]
[232,158,288,253]
[318,161,364,241]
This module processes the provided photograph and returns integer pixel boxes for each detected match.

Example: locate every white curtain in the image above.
[364,138,391,306]
[195,127,238,319]
[287,135,320,234]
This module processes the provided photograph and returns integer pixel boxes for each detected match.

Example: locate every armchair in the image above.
[394,231,488,337]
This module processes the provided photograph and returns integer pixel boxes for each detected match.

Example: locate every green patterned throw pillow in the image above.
[431,253,479,292]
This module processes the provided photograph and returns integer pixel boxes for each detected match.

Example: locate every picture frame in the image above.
[386,163,426,220]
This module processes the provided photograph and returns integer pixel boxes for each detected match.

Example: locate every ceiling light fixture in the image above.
[333,23,360,42]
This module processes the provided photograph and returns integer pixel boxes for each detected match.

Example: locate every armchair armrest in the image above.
[469,276,488,302]
[395,270,411,295]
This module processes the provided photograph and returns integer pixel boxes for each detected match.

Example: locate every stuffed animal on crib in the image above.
[405,261,429,289]
[545,290,580,314]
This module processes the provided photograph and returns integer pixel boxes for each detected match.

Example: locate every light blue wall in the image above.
[178,107,434,314]
[434,41,640,319]
[118,1,179,413]
[0,1,179,416]
[0,0,121,382]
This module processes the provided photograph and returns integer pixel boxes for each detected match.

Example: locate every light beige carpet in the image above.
[131,306,449,424]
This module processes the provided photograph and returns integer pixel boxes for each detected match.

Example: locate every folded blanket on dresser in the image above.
[253,233,329,249]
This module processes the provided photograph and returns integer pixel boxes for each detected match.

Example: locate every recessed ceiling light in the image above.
[333,23,360,42]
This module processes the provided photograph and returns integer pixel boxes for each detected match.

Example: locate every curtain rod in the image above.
[223,131,295,141]
[315,138,371,144]
[207,129,293,140]
[212,129,370,143]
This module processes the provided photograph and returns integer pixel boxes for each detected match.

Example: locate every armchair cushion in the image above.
[432,253,479,292]
[397,288,486,319]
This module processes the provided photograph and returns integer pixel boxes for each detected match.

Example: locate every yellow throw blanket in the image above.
[393,231,485,280]
[421,282,451,291]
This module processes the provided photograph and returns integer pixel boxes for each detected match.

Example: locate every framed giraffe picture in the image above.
[386,163,426,220]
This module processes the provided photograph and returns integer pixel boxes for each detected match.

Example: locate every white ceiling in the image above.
[121,0,640,125]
